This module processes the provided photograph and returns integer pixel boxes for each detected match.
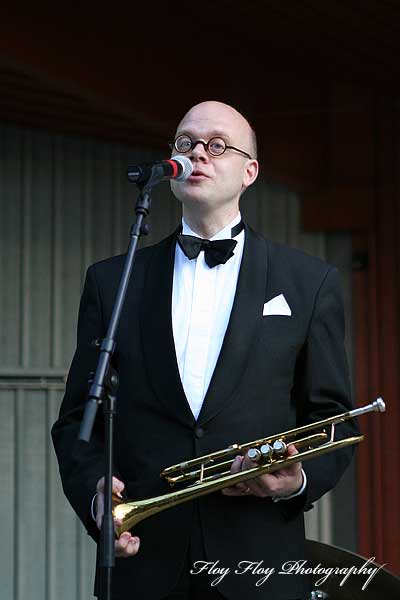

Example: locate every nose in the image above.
[190,140,209,162]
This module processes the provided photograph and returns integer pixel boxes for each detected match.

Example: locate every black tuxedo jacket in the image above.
[52,225,357,600]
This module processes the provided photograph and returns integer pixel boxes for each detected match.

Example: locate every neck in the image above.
[182,205,240,239]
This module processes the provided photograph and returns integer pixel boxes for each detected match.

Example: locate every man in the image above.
[52,101,357,600]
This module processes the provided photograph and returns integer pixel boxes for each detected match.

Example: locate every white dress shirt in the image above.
[172,212,244,420]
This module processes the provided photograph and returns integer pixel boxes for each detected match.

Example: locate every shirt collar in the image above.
[181,212,242,240]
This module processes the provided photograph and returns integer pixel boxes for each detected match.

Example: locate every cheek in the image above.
[216,168,246,195]
[170,180,183,200]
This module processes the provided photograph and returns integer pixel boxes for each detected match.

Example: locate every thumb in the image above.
[97,476,125,495]
[112,476,125,496]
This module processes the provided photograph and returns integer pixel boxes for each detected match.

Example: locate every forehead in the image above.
[176,104,248,141]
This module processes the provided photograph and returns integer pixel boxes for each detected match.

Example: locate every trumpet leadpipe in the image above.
[291,432,329,450]
[164,458,235,485]
[161,444,240,479]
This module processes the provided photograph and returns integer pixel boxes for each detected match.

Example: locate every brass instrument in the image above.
[113,398,385,536]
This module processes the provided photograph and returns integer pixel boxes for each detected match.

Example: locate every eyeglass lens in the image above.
[174,135,226,156]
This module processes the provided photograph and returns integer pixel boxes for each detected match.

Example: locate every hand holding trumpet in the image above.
[222,444,304,497]
[96,476,140,557]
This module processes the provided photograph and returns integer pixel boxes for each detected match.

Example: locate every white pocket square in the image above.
[263,294,292,317]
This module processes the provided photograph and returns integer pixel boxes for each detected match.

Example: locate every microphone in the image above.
[127,155,193,184]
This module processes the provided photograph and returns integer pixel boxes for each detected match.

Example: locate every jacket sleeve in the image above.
[278,266,358,519]
[51,265,108,541]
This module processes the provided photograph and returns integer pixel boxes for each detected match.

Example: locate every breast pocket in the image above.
[259,315,303,352]
[253,316,304,385]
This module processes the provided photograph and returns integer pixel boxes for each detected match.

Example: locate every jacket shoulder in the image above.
[249,228,340,300]
[87,230,176,282]
[266,237,333,278]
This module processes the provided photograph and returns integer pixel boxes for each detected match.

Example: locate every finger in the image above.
[96,476,125,495]
[126,536,140,555]
[230,455,243,474]
[241,453,254,470]
[231,455,255,493]
[221,486,251,496]
[239,454,268,495]
[115,533,140,557]
[240,454,281,497]
[96,493,104,530]
[96,476,125,530]
[117,532,129,548]
[257,443,300,480]
[224,455,249,493]
[222,455,253,496]
[275,445,302,477]
[241,452,268,473]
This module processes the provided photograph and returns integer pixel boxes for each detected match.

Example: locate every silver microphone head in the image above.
[173,155,193,181]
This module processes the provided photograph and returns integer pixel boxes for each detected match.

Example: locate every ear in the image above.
[242,159,259,190]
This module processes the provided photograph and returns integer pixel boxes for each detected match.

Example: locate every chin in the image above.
[172,186,212,207]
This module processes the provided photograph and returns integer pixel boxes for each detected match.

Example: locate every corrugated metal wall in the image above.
[0,124,355,600]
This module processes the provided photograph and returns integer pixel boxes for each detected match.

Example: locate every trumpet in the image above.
[113,398,385,536]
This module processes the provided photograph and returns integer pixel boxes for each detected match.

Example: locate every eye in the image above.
[175,136,192,152]
[208,137,226,155]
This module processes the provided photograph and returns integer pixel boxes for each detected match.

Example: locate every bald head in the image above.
[175,101,257,159]
[170,100,259,226]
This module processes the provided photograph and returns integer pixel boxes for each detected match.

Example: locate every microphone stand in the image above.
[78,170,161,600]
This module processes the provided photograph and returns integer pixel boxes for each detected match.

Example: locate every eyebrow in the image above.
[176,129,232,143]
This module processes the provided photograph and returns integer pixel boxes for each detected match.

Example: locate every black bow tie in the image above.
[177,221,244,268]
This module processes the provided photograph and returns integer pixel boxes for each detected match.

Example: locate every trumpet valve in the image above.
[272,439,287,456]
[259,443,274,461]
[247,448,262,463]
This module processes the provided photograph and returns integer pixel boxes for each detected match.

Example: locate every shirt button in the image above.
[194,426,205,439]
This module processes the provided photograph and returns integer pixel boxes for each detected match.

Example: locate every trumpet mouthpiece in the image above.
[374,397,386,413]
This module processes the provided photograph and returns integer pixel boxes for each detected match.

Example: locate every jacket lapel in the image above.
[197,225,268,425]
[140,230,196,428]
